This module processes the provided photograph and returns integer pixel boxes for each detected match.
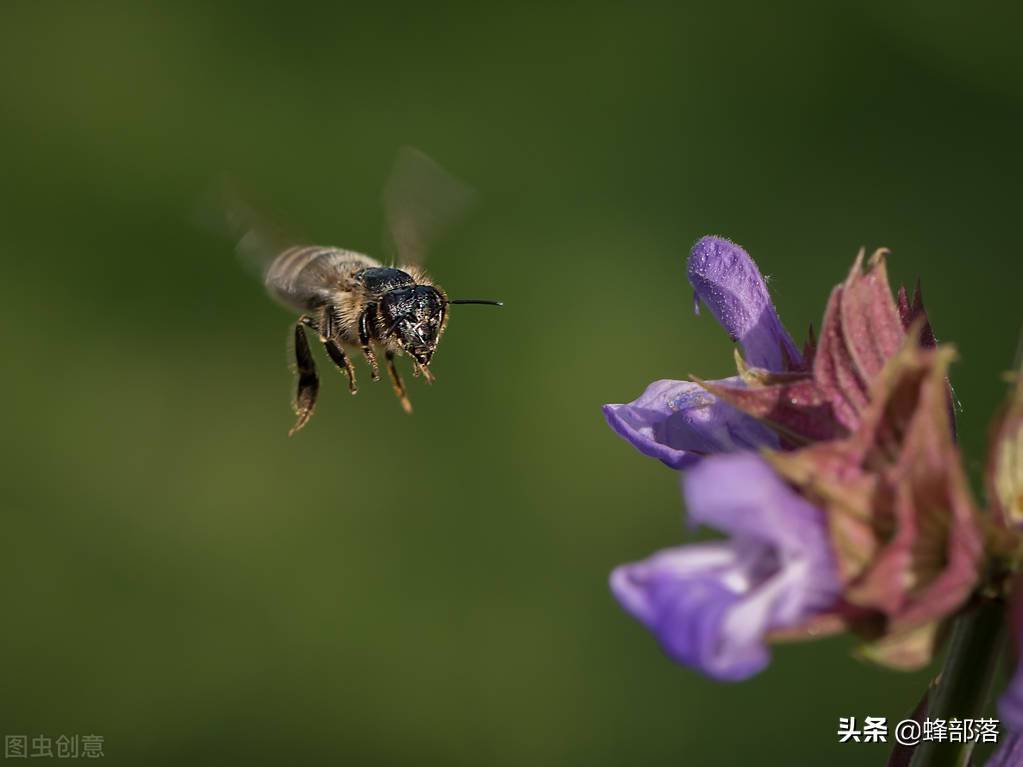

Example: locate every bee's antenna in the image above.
[448,299,504,306]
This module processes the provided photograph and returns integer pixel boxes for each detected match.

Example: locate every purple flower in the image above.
[610,453,840,680]
[604,236,799,467]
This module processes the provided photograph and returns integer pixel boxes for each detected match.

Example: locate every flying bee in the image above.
[227,148,501,434]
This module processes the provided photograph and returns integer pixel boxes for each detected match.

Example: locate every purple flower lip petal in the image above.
[602,378,778,469]
[611,553,762,681]
[1000,671,1023,733]
[985,729,1023,767]
[688,235,801,372]
[610,453,840,681]
[999,588,1023,734]
[986,594,1021,762]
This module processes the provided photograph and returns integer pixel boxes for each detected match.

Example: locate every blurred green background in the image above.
[2,1,1022,764]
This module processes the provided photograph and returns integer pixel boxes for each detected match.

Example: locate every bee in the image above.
[228,148,501,434]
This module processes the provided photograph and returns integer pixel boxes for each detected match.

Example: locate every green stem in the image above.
[908,598,1007,767]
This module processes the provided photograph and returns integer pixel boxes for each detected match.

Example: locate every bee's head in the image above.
[379,285,447,366]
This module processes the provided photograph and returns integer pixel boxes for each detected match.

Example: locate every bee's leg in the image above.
[304,307,357,393]
[357,306,381,381]
[289,321,319,436]
[385,350,413,414]
[300,312,324,337]
[323,339,358,394]
[317,305,336,342]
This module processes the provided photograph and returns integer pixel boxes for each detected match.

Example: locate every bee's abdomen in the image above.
[264,246,379,311]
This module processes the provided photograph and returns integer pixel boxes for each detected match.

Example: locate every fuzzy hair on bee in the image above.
[221,148,501,435]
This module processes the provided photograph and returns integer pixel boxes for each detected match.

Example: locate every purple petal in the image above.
[688,236,801,372]
[611,453,839,681]
[998,583,1023,735]
[603,378,779,469]
[683,450,829,552]
[999,662,1023,733]
[986,730,1023,767]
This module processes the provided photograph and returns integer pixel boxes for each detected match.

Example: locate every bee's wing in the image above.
[198,178,301,281]
[382,146,476,266]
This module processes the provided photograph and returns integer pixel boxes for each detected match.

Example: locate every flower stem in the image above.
[908,598,1007,767]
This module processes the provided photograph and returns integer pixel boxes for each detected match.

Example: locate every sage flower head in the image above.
[605,236,984,679]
